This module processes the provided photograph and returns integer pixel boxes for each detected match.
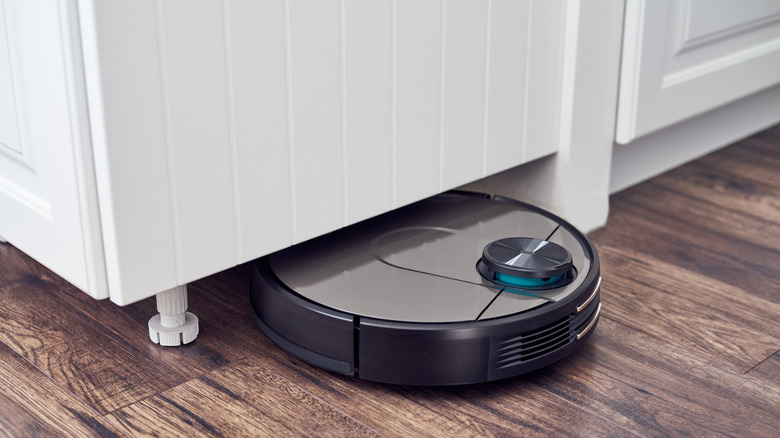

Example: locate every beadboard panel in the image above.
[394,0,443,207]
[80,0,180,302]
[523,0,565,162]
[225,0,293,262]
[439,0,489,189]
[80,0,564,304]
[483,0,530,175]
[158,0,238,283]
[287,0,345,243]
[343,0,394,225]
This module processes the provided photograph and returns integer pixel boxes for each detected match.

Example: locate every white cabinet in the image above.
[612,0,780,191]
[0,0,107,298]
[3,0,775,319]
[2,0,583,306]
[617,0,780,143]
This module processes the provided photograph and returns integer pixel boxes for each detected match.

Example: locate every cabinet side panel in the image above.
[343,0,393,225]
[440,0,489,189]
[394,0,442,207]
[483,0,530,175]
[288,0,345,243]
[158,0,237,283]
[523,0,564,162]
[226,0,294,260]
[79,0,179,303]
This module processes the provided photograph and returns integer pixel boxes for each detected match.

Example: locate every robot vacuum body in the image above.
[251,192,601,385]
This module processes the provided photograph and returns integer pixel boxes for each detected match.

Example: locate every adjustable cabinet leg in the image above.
[148,285,199,346]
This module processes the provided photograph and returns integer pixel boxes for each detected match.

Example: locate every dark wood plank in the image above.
[590,163,780,303]
[648,169,779,251]
[746,351,780,390]
[690,124,780,189]
[0,245,233,414]
[151,263,636,436]
[104,359,379,437]
[524,317,780,437]
[166,267,557,436]
[594,245,779,372]
[0,342,121,437]
[243,356,635,437]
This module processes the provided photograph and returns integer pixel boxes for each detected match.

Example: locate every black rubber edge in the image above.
[250,259,355,375]
[251,299,352,375]
[356,270,599,385]
[250,191,602,385]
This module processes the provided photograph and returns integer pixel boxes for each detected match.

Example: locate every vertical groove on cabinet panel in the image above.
[221,0,242,262]
[521,0,534,163]
[57,0,110,297]
[440,0,489,189]
[154,0,183,284]
[229,0,293,259]
[343,0,393,224]
[283,0,298,244]
[158,1,236,283]
[523,0,564,162]
[391,0,398,208]
[484,0,529,174]
[437,0,447,192]
[394,0,442,206]
[481,0,493,177]
[340,0,349,225]
[288,0,344,242]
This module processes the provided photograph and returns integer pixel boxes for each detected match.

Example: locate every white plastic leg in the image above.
[148,285,199,346]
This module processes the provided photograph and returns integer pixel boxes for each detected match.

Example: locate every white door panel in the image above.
[0,0,106,298]
[616,0,780,143]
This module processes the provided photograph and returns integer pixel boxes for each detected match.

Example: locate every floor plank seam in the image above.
[645,180,780,230]
[240,355,384,436]
[619,196,780,260]
[521,378,645,437]
[743,348,780,375]
[0,338,108,419]
[99,358,244,419]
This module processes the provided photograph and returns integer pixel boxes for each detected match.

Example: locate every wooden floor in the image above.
[1,125,778,437]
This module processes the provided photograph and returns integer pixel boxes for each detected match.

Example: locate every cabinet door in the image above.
[0,1,106,297]
[79,0,566,305]
[616,0,780,143]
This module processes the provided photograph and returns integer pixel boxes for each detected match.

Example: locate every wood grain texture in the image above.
[0,245,231,415]
[596,245,779,372]
[528,318,779,437]
[591,131,780,303]
[0,124,778,436]
[0,342,120,437]
[746,351,780,390]
[105,359,378,437]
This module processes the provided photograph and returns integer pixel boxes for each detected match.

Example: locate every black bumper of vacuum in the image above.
[251,258,601,386]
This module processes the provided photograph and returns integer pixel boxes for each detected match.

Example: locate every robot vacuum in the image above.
[251,191,601,385]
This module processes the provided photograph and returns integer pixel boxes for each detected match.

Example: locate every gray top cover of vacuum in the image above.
[268,193,592,323]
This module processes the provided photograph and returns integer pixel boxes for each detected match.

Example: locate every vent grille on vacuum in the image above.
[494,305,596,369]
